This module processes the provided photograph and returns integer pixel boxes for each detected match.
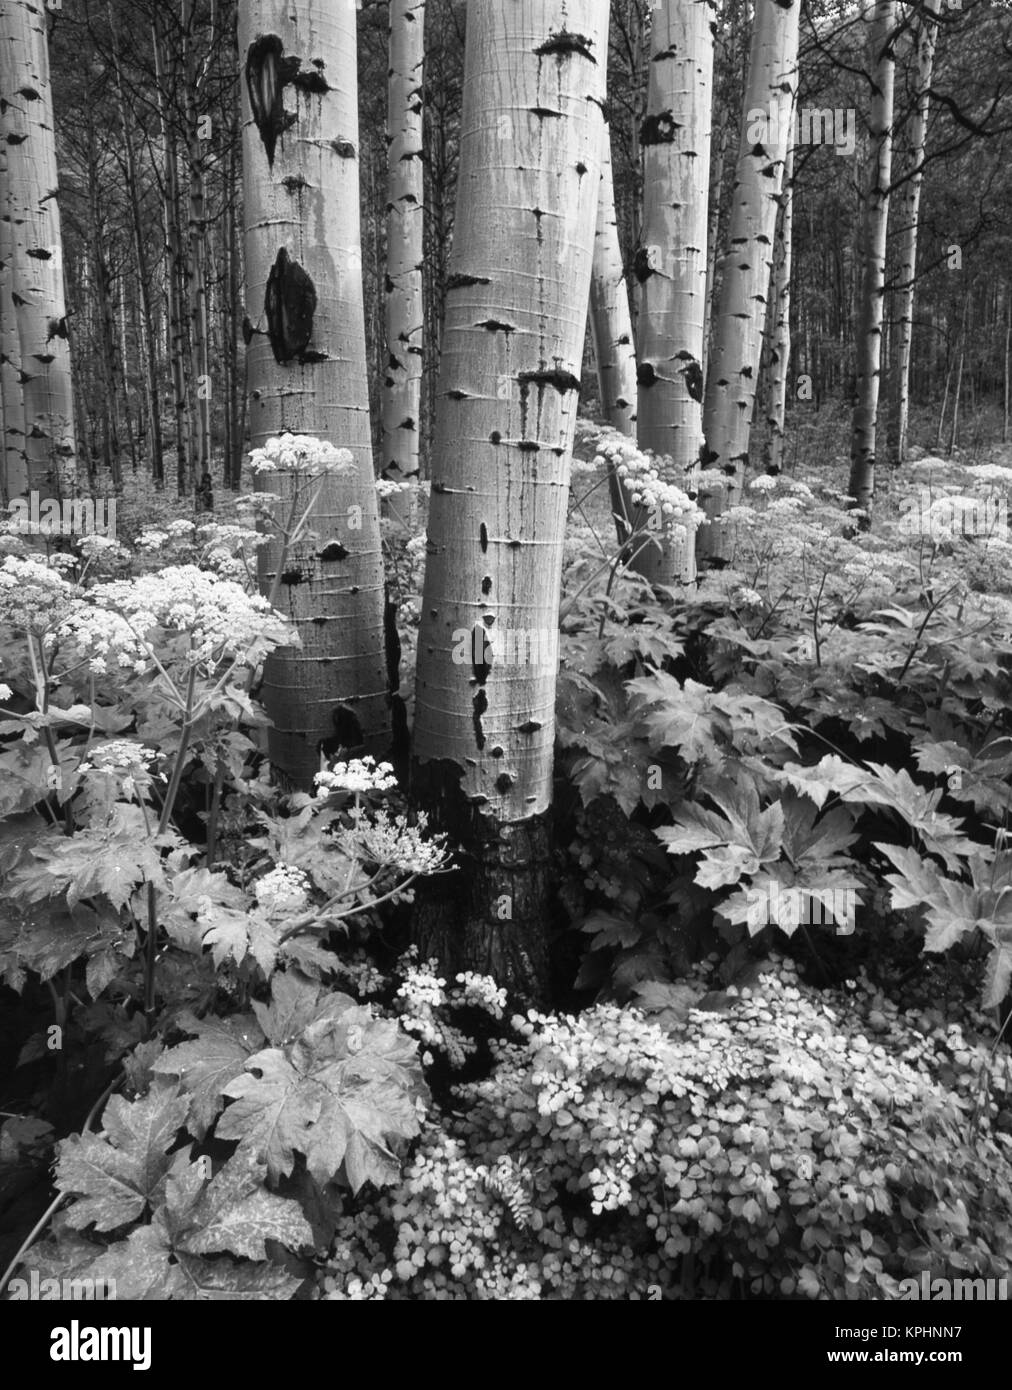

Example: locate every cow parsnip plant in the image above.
[558,451,1012,1015]
[0,444,455,1300]
[4,440,1012,1301]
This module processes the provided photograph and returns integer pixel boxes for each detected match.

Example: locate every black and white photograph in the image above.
[1,0,1011,1350]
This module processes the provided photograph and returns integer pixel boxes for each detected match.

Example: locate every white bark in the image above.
[699,0,799,562]
[589,129,637,542]
[182,0,212,492]
[240,0,389,787]
[635,0,714,584]
[589,132,637,440]
[847,0,896,521]
[411,0,607,993]
[763,140,793,475]
[888,0,939,467]
[381,0,425,526]
[0,139,27,502]
[0,0,76,497]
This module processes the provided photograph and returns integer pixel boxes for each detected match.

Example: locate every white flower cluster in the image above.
[376,478,413,500]
[51,599,151,676]
[249,434,356,475]
[748,475,778,493]
[0,683,12,702]
[592,433,703,530]
[78,741,156,773]
[314,756,398,795]
[78,741,157,795]
[255,863,311,915]
[965,464,1012,486]
[135,530,170,551]
[234,491,282,518]
[455,972,507,1020]
[917,495,990,542]
[76,535,128,562]
[352,808,452,877]
[196,522,265,553]
[93,566,288,665]
[0,556,75,634]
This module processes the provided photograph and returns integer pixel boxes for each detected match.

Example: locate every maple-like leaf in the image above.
[153,1011,264,1137]
[218,997,426,1191]
[629,674,726,765]
[170,1150,313,1260]
[200,905,250,967]
[570,747,652,816]
[875,844,1010,954]
[858,764,983,872]
[80,1221,184,1300]
[711,688,798,757]
[55,1084,189,1231]
[580,911,641,950]
[10,829,167,911]
[982,940,1012,1011]
[11,903,100,982]
[779,795,858,866]
[658,779,784,890]
[913,736,1012,820]
[720,867,863,936]
[771,755,868,810]
[251,970,356,1046]
[217,1047,321,1182]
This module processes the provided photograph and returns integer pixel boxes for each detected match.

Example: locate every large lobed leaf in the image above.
[218,973,427,1191]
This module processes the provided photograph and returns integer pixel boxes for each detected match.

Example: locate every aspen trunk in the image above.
[240,0,390,789]
[588,130,637,543]
[225,74,244,491]
[411,0,607,999]
[887,0,939,468]
[702,114,729,377]
[947,294,968,457]
[110,6,164,489]
[0,138,27,502]
[847,0,897,525]
[381,0,425,527]
[85,107,122,489]
[153,15,193,498]
[1003,283,1010,445]
[0,0,76,497]
[763,140,793,475]
[698,0,799,563]
[634,0,713,585]
[589,134,637,440]
[182,0,212,493]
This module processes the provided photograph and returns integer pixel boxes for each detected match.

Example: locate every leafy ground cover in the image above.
[2,425,1012,1299]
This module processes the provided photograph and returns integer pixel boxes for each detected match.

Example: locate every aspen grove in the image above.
[0,0,1012,1322]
